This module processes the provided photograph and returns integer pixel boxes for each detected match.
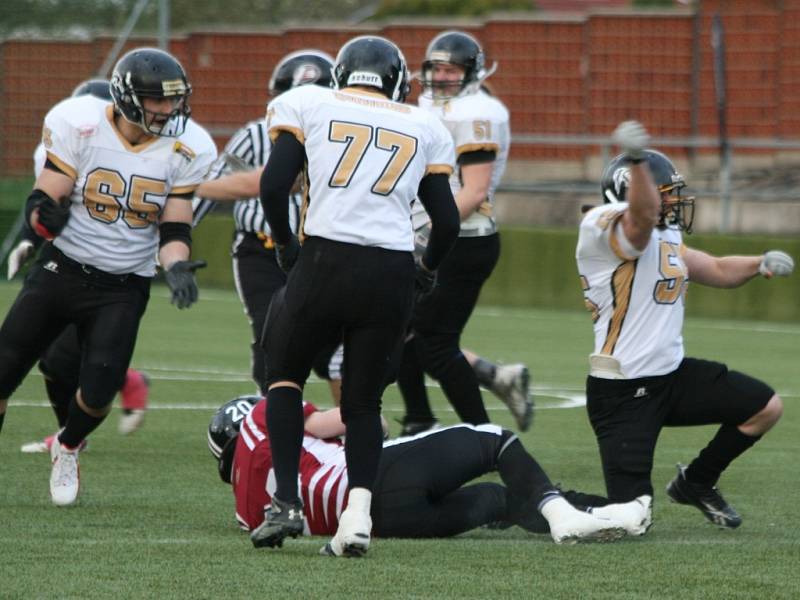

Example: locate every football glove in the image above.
[759,250,794,278]
[612,120,650,161]
[413,222,431,262]
[164,259,206,309]
[276,235,301,274]
[414,256,437,304]
[34,197,71,240]
[7,239,35,280]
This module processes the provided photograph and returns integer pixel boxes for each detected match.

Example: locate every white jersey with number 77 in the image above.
[265,85,455,251]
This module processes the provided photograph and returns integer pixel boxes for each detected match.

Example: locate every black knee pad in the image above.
[80,362,127,410]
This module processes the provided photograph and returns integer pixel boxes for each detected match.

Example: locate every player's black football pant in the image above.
[372,424,552,537]
[0,244,150,436]
[263,236,415,493]
[233,232,342,394]
[38,325,82,427]
[232,232,286,395]
[586,357,774,501]
[399,234,500,425]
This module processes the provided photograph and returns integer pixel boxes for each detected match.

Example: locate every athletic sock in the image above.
[472,357,497,389]
[43,378,73,428]
[685,424,760,486]
[266,386,305,503]
[343,412,384,491]
[497,435,557,506]
[59,400,106,448]
[0,411,5,434]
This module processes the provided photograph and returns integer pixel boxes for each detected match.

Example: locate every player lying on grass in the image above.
[208,395,650,550]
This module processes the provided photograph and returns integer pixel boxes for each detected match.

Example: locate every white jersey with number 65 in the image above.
[266,85,455,251]
[41,95,217,276]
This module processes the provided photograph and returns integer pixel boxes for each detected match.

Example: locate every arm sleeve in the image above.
[417,173,459,270]
[259,131,305,244]
[458,148,496,166]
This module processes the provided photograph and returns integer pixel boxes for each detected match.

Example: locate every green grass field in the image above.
[1,282,798,599]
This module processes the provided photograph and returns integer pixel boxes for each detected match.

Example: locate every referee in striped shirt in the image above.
[195,49,340,397]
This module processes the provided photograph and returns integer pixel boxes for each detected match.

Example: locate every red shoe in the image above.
[119,369,150,435]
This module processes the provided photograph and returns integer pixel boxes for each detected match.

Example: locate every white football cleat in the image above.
[22,432,87,454]
[321,507,372,557]
[50,437,80,506]
[321,488,373,558]
[118,410,146,436]
[590,495,653,536]
[542,496,626,544]
[492,364,533,432]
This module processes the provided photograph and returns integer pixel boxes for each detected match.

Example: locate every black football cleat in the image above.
[666,464,742,529]
[250,496,305,548]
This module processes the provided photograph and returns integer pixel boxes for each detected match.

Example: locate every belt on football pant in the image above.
[255,232,275,249]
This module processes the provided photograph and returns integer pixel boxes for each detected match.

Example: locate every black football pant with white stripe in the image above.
[372,424,555,537]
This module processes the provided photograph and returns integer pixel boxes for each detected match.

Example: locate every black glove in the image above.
[35,198,71,239]
[414,256,437,304]
[275,235,301,274]
[164,260,207,309]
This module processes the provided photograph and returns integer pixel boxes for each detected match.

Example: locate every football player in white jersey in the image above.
[0,48,217,507]
[397,31,533,437]
[575,120,793,531]
[250,35,460,557]
[193,49,344,404]
[208,396,642,545]
[11,79,152,450]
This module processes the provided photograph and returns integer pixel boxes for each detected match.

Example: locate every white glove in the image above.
[759,250,794,278]
[7,239,35,280]
[612,120,650,161]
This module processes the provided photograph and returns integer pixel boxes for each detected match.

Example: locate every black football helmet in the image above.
[71,78,112,101]
[333,35,410,102]
[601,149,695,233]
[110,47,192,137]
[208,395,260,484]
[268,49,335,96]
[420,30,489,98]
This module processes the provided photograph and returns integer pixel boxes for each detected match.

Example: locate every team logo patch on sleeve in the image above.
[173,141,196,162]
[42,125,53,148]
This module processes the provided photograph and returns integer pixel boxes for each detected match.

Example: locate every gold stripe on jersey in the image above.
[608,212,637,261]
[579,275,600,323]
[425,164,454,176]
[297,166,311,243]
[45,151,77,180]
[601,260,637,355]
[268,125,305,145]
[105,106,160,153]
[170,185,198,196]
[456,142,499,157]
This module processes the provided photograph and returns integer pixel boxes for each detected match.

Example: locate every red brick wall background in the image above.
[1,0,798,175]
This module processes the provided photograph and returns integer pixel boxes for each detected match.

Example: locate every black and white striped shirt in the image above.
[193,119,300,234]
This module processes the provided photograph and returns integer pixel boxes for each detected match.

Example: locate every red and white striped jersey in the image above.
[232,398,349,535]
